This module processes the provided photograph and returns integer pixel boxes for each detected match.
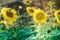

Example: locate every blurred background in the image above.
[0,0,60,9]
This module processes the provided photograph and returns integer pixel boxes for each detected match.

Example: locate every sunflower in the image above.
[54,10,60,23]
[24,0,31,5]
[1,7,18,25]
[0,20,8,27]
[52,23,56,28]
[33,10,47,24]
[26,7,36,16]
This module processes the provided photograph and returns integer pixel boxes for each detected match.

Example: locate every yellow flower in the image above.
[0,20,9,28]
[52,23,56,28]
[54,10,60,23]
[24,0,31,5]
[1,7,18,25]
[33,10,47,24]
[26,7,36,16]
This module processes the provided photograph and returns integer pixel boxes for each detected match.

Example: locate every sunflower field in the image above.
[0,0,60,40]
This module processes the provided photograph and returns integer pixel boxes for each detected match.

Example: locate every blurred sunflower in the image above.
[24,0,31,5]
[33,10,47,24]
[54,10,60,23]
[26,7,36,16]
[0,20,9,28]
[1,7,18,25]
[52,23,57,28]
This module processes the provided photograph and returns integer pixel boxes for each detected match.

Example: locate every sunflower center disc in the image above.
[27,1,29,3]
[58,12,60,20]
[37,13,43,19]
[58,12,60,15]
[29,9,34,13]
[6,11,13,17]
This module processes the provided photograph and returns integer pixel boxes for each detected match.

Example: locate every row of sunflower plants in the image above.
[0,0,36,40]
[26,6,60,40]
[24,0,60,40]
[0,0,60,40]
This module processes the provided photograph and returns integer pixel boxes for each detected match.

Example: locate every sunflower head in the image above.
[24,0,31,5]
[33,10,47,24]
[54,10,60,23]
[26,7,36,16]
[1,7,19,25]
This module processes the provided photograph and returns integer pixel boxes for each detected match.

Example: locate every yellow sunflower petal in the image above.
[0,20,9,28]
[54,9,60,23]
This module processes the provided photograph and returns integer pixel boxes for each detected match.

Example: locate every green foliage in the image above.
[0,23,37,40]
